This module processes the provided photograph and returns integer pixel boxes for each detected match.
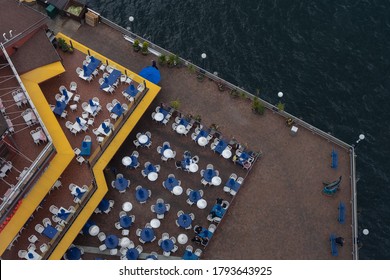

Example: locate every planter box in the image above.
[62,0,86,22]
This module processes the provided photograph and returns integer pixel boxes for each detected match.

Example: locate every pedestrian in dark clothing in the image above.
[152,60,158,69]
[335,237,345,246]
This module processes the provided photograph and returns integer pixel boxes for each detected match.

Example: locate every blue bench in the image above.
[338,202,345,224]
[329,234,338,256]
[331,149,338,169]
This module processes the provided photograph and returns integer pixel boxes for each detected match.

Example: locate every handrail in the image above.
[350,146,359,259]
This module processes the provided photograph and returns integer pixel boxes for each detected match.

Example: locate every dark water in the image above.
[87,0,390,259]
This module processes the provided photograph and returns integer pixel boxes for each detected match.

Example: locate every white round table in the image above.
[150,218,161,228]
[177,233,188,244]
[148,172,158,181]
[197,199,207,209]
[154,112,164,121]
[189,163,199,173]
[197,137,208,146]
[172,185,183,196]
[138,134,148,144]
[122,202,133,212]
[89,225,100,236]
[176,125,186,134]
[120,237,130,248]
[122,156,132,166]
[222,149,232,159]
[212,176,222,186]
[163,149,174,158]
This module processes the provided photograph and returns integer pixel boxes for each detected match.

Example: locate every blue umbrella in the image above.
[139,66,161,84]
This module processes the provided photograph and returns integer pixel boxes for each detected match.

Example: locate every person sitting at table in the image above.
[194,225,202,234]
[201,237,209,246]
[191,235,203,245]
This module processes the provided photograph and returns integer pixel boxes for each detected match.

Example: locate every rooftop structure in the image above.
[0,1,358,260]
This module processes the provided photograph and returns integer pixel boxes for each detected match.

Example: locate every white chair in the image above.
[120,74,127,84]
[28,234,38,243]
[136,228,142,236]
[99,63,107,72]
[122,229,129,236]
[42,218,51,227]
[208,224,217,233]
[99,244,107,251]
[110,248,118,255]
[186,245,193,252]
[194,248,202,257]
[115,222,123,230]
[171,245,178,253]
[49,205,59,215]
[76,156,86,165]
[163,250,171,257]
[61,110,68,119]
[73,94,80,103]
[18,250,27,259]
[70,104,77,112]
[70,81,77,92]
[27,243,36,251]
[40,243,49,253]
[73,147,81,155]
[136,245,143,254]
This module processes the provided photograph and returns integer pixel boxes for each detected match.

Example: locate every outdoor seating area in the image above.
[71,101,257,259]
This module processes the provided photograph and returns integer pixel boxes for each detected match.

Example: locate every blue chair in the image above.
[329,234,338,256]
[331,149,338,169]
[338,202,345,224]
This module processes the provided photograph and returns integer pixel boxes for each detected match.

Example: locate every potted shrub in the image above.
[158,54,166,66]
[170,99,180,110]
[276,101,285,111]
[141,42,149,55]
[194,114,202,123]
[252,97,265,115]
[133,39,140,52]
[167,54,179,67]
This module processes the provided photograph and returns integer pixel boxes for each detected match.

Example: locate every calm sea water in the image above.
[87,0,390,259]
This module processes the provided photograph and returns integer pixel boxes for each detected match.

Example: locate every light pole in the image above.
[129,16,135,34]
[201,52,207,70]
[356,134,365,144]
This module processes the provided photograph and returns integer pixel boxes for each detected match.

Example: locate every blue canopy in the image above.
[104,77,109,84]
[139,66,161,84]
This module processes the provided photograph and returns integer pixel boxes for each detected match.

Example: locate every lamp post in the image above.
[201,52,207,70]
[129,16,135,33]
[356,134,365,144]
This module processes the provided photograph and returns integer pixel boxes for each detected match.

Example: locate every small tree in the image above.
[170,99,180,110]
[252,97,265,115]
[158,54,166,65]
[141,42,149,55]
[276,101,285,111]
[133,39,140,52]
